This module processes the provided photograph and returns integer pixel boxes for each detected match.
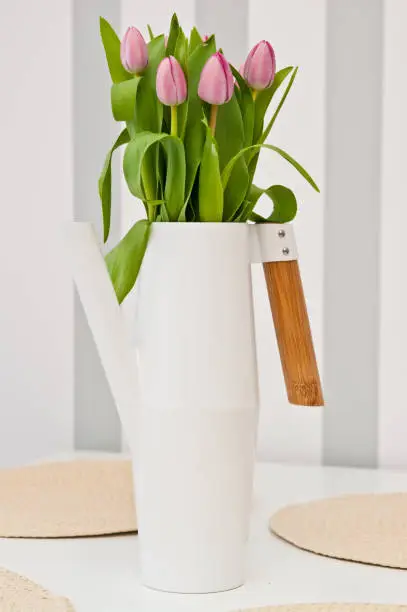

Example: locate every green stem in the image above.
[171,105,178,137]
[209,105,218,137]
[141,167,156,222]
[252,89,258,100]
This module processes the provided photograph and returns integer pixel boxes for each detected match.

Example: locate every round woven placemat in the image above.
[0,567,74,611]
[236,607,407,612]
[0,459,136,537]
[270,493,407,569]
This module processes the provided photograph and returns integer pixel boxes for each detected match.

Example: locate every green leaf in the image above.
[253,66,293,143]
[99,128,130,242]
[233,199,255,222]
[178,200,188,221]
[174,28,188,72]
[166,13,180,56]
[230,65,254,148]
[161,137,186,220]
[134,35,165,133]
[184,36,217,204]
[147,25,154,40]
[99,17,131,84]
[260,67,298,144]
[123,132,166,200]
[173,29,189,137]
[221,142,320,193]
[189,26,203,55]
[216,93,244,170]
[216,93,249,220]
[249,185,298,223]
[106,220,150,304]
[124,132,185,220]
[199,126,223,222]
[131,36,166,207]
[111,76,142,121]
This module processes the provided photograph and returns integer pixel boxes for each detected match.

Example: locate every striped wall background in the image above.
[1,0,406,468]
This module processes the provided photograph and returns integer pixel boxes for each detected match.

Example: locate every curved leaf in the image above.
[253,66,293,143]
[199,126,223,222]
[260,67,298,144]
[161,137,186,220]
[99,128,130,242]
[106,219,150,304]
[123,132,167,200]
[221,142,320,193]
[249,185,298,223]
[248,66,296,184]
[111,76,142,121]
[99,17,132,84]
[123,131,185,221]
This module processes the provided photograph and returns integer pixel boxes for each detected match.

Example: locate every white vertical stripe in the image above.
[73,0,122,452]
[379,0,407,467]
[0,0,74,466]
[249,0,325,463]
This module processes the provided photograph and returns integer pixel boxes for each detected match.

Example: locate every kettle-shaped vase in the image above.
[64,221,297,594]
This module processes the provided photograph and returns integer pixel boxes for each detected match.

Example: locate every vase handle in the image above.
[251,224,324,407]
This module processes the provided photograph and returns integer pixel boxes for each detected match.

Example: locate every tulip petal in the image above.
[156,56,187,106]
[198,52,234,105]
[120,26,148,74]
[244,40,276,90]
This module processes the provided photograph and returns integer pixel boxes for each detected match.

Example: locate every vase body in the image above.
[131,222,259,593]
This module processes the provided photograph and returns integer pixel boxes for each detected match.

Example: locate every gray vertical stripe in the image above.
[73,0,122,451]
[196,0,249,65]
[323,0,383,467]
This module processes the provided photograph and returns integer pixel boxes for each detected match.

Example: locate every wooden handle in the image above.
[263,260,324,406]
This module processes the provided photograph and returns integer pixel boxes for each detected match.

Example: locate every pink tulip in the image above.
[120,27,148,74]
[202,35,209,42]
[243,40,276,90]
[198,52,234,105]
[156,56,187,106]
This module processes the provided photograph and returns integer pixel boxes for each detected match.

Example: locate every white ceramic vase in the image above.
[65,221,298,594]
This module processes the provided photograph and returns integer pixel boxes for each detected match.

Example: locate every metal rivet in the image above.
[278,229,286,238]
[282,247,290,256]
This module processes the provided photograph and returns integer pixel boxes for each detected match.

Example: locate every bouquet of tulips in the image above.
[99,14,319,303]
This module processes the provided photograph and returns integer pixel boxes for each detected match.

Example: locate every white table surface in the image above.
[1,457,407,611]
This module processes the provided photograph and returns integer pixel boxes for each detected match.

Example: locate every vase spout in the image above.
[63,222,139,448]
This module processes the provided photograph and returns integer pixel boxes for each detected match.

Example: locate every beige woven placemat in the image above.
[270,493,407,569]
[236,607,407,612]
[0,567,74,611]
[0,459,137,537]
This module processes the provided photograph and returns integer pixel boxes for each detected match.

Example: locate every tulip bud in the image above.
[202,35,209,42]
[243,40,276,90]
[198,52,234,105]
[120,27,148,74]
[156,56,187,106]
